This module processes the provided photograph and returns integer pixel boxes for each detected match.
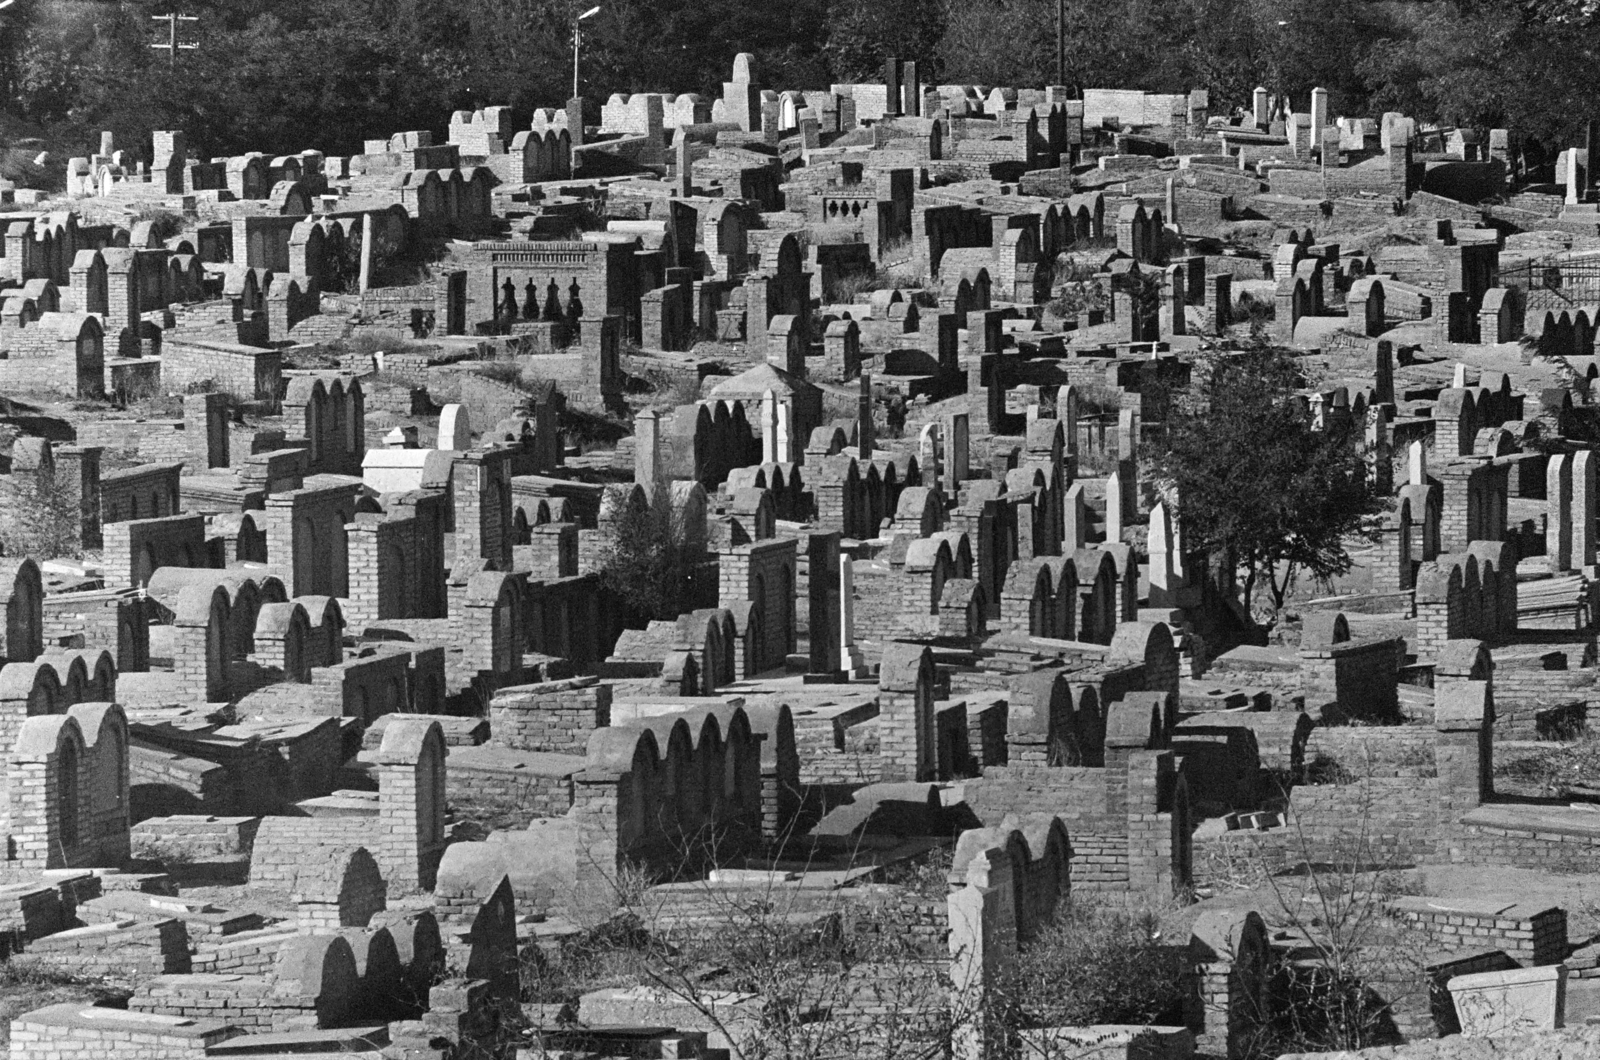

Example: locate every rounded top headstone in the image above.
[437,403,472,451]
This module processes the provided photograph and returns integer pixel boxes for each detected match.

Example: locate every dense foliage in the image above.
[1148,345,1385,612]
[595,485,703,623]
[2,0,1597,165]
[1010,901,1189,1027]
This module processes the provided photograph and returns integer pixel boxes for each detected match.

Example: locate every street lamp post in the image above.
[572,5,600,102]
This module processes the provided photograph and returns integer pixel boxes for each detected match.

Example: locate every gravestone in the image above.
[438,405,472,451]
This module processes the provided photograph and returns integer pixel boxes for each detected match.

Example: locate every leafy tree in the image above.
[1148,344,1383,615]
[1361,1,1600,150]
[822,0,945,83]
[595,484,702,623]
[0,466,87,560]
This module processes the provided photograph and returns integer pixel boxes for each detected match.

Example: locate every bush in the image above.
[132,207,183,243]
[1009,901,1189,1029]
[827,269,889,303]
[0,469,87,560]
[476,359,528,390]
[596,489,702,622]
[633,366,702,407]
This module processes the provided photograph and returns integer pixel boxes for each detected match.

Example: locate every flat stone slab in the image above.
[443,744,585,776]
[209,1025,389,1054]
[1463,804,1600,839]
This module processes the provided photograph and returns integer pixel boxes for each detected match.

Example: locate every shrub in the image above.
[596,490,702,622]
[476,359,528,389]
[634,365,702,407]
[1009,900,1189,1029]
[827,270,884,303]
[0,469,87,560]
[132,207,183,243]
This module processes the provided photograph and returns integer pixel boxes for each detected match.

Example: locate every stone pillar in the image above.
[858,372,874,460]
[1208,274,1232,332]
[878,641,933,781]
[1435,676,1493,843]
[1105,466,1125,543]
[376,718,447,892]
[1375,339,1395,405]
[945,412,969,489]
[1549,453,1573,573]
[807,532,843,679]
[840,555,865,675]
[760,388,779,463]
[883,58,902,118]
[1409,439,1427,487]
[359,211,375,294]
[452,448,514,572]
[1310,87,1328,148]
[565,97,585,148]
[1059,385,1078,459]
[1589,120,1600,201]
[948,846,1018,1060]
[54,445,102,552]
[184,391,230,469]
[1147,498,1177,608]
[674,132,692,197]
[634,407,662,499]
[1576,449,1597,572]
[1252,87,1269,128]
[1065,482,1088,551]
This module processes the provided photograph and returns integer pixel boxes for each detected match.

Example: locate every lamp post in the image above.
[572,5,600,102]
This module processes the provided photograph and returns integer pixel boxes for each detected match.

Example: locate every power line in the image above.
[150,13,199,67]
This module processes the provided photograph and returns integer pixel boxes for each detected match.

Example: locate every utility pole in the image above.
[1057,0,1066,88]
[572,5,600,102]
[150,13,198,67]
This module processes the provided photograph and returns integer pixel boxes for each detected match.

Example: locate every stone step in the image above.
[208,1026,389,1056]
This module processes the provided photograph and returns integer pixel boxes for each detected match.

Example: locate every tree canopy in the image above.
[1148,346,1385,615]
[2,0,1594,166]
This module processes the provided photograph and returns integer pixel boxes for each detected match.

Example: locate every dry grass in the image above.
[0,961,129,1048]
[1495,730,1600,798]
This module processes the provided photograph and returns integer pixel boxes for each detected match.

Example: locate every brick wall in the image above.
[101,463,183,525]
[130,813,259,860]
[23,919,191,977]
[9,1007,233,1060]
[1492,665,1593,738]
[162,341,281,400]
[1457,811,1600,872]
[1304,726,1438,778]
[1299,638,1402,720]
[490,677,611,753]
[1392,897,1565,967]
[448,758,576,822]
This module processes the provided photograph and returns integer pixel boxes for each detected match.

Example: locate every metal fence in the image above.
[1501,256,1600,312]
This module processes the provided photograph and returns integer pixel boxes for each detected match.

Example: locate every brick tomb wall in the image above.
[959,765,1131,890]
[447,758,576,823]
[490,677,611,754]
[1299,638,1401,720]
[8,1007,235,1060]
[130,814,260,860]
[1391,897,1566,967]
[1491,664,1594,738]
[22,919,191,977]
[42,589,146,671]
[101,463,182,524]
[1455,808,1600,872]
[162,342,281,400]
[192,927,302,974]
[1287,777,1443,863]
[74,419,192,463]
[1303,726,1437,779]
